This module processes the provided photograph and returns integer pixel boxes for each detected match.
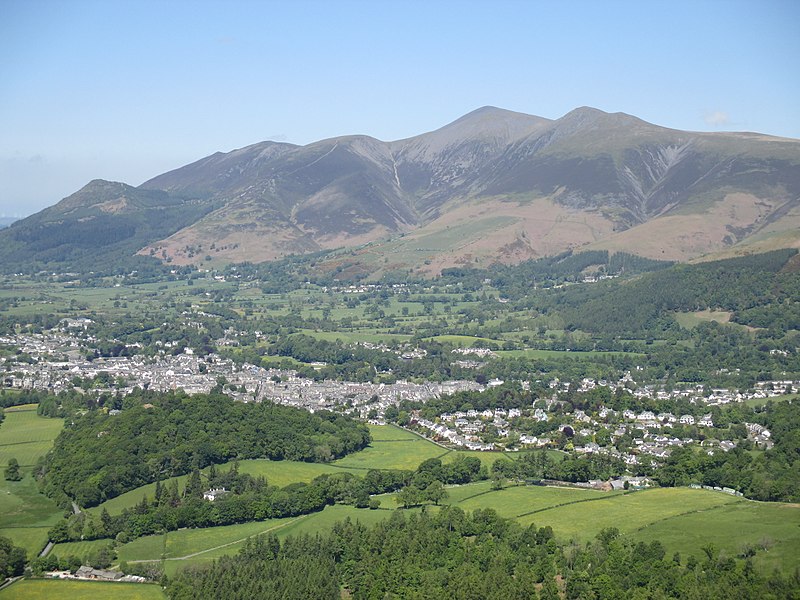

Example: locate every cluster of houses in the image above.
[0,330,783,463]
[400,393,774,464]
[551,373,797,407]
[0,332,481,415]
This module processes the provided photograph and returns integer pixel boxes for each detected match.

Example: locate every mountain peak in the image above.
[3,106,799,274]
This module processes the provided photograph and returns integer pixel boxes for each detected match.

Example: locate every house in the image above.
[679,414,695,425]
[697,414,714,427]
[75,566,123,581]
[203,487,228,501]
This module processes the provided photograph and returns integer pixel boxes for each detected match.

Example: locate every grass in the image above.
[456,483,619,519]
[742,393,795,408]
[674,310,733,329]
[88,477,189,517]
[496,348,644,359]
[517,487,739,541]
[110,505,399,577]
[0,406,64,556]
[424,334,505,347]
[89,460,361,517]
[633,499,800,574]
[333,425,447,470]
[90,426,426,517]
[0,579,165,600]
[443,449,514,469]
[50,539,113,563]
[234,459,362,486]
[0,406,64,468]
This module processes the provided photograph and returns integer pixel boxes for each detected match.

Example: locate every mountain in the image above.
[2,107,799,274]
[0,180,219,272]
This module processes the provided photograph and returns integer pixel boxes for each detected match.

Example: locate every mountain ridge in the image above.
[2,106,799,274]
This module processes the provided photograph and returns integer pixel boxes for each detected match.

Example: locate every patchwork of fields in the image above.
[2,419,798,598]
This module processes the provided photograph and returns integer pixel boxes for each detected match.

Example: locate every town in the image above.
[2,326,789,469]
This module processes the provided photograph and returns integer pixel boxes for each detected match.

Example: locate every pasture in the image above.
[0,406,64,556]
[332,424,448,471]
[516,487,738,538]
[0,579,165,600]
[73,504,399,577]
[0,406,63,469]
[634,499,800,574]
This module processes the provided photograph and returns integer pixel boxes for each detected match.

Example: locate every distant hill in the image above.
[0,217,18,230]
[2,107,799,274]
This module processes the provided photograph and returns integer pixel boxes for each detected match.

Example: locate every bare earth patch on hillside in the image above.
[587,193,790,261]
[364,195,617,274]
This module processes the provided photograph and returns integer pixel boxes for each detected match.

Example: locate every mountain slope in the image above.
[0,181,219,272]
[2,106,799,274]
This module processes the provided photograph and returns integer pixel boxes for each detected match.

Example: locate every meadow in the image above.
[331,424,449,471]
[54,481,800,578]
[0,405,64,557]
[0,579,165,600]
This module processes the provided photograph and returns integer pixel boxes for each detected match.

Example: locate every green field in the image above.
[634,499,800,574]
[49,539,113,564]
[0,406,64,556]
[458,483,619,518]
[4,406,800,597]
[424,334,505,347]
[61,505,401,577]
[332,425,448,470]
[742,393,795,408]
[0,406,64,468]
[0,579,165,600]
[88,477,190,517]
[516,487,737,537]
[674,309,734,329]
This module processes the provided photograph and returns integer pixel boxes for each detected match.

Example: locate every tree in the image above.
[396,485,422,508]
[4,458,21,481]
[424,481,448,505]
[0,536,26,577]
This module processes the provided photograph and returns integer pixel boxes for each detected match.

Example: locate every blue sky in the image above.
[1,0,798,217]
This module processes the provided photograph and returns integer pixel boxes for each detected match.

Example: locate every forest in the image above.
[164,508,800,600]
[39,390,370,507]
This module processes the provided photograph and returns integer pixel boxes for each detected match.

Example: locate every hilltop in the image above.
[2,107,799,275]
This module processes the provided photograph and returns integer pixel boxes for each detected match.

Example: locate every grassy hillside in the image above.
[0,405,63,556]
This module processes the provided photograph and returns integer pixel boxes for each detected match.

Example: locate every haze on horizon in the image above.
[1,0,798,218]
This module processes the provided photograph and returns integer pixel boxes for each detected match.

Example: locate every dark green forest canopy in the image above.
[165,509,799,600]
[554,249,800,337]
[39,391,370,507]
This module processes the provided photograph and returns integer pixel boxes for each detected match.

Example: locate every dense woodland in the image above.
[39,390,370,507]
[165,509,800,600]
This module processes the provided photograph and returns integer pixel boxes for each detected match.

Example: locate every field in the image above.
[331,424,449,470]
[742,393,795,408]
[2,405,799,599]
[0,405,64,556]
[0,579,165,600]
[0,406,64,469]
[635,499,800,574]
[496,348,644,359]
[57,504,403,578]
[673,309,733,329]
